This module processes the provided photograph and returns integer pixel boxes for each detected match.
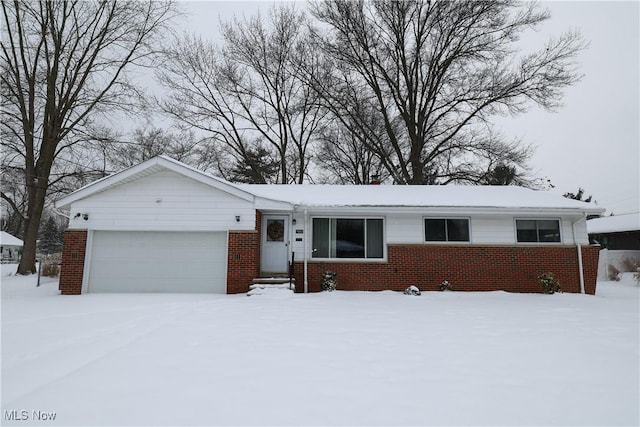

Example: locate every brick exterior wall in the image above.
[57,212,598,297]
[581,245,599,295]
[226,211,262,294]
[293,244,600,295]
[59,230,88,295]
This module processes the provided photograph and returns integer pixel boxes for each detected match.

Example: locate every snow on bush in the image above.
[608,264,621,281]
[538,272,562,294]
[321,271,337,292]
[403,285,421,296]
[439,280,453,291]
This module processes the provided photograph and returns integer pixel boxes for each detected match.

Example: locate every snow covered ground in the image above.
[1,264,638,426]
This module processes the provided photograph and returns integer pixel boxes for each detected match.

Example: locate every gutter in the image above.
[52,207,71,219]
[572,213,588,294]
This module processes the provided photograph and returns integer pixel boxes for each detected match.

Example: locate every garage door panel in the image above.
[88,231,227,293]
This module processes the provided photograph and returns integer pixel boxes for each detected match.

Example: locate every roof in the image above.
[587,212,640,234]
[55,156,604,214]
[238,183,604,212]
[0,231,23,246]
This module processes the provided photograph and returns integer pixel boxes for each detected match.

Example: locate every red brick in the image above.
[293,245,600,295]
[226,210,261,293]
[59,230,88,295]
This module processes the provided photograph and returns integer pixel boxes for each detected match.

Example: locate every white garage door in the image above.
[88,231,227,293]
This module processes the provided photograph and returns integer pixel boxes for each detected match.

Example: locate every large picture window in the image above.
[516,219,561,243]
[312,218,384,259]
[424,218,470,242]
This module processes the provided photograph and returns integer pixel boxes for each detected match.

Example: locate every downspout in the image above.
[304,208,308,294]
[572,213,588,294]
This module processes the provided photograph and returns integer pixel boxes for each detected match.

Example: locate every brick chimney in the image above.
[370,175,381,185]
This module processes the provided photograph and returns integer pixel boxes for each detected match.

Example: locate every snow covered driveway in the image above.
[2,268,638,426]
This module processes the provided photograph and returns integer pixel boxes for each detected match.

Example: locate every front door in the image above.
[260,215,289,274]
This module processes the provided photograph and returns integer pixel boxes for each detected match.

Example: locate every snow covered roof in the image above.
[238,183,604,213]
[0,231,23,246]
[587,213,640,234]
[55,156,604,215]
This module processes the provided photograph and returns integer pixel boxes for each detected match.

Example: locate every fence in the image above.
[597,248,640,281]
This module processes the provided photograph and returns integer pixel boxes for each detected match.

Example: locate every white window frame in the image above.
[310,216,386,262]
[423,217,472,244]
[514,218,563,244]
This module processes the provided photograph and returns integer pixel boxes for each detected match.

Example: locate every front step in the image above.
[249,277,295,295]
[252,277,295,285]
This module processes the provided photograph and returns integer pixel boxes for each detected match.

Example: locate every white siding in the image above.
[386,214,423,244]
[566,219,589,245]
[68,170,255,231]
[291,212,306,261]
[296,211,587,248]
[467,216,509,244]
[386,213,521,245]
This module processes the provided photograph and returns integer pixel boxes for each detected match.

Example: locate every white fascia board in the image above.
[253,196,295,211]
[296,205,605,217]
[56,156,255,209]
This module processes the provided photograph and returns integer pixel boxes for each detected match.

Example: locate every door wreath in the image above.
[267,220,285,241]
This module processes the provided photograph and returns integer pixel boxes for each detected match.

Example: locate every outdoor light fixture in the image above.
[82,213,89,221]
[235,215,240,222]
[74,213,81,219]
[292,218,297,225]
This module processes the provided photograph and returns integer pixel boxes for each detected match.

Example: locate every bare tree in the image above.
[102,126,202,171]
[308,0,585,184]
[160,4,327,184]
[157,35,263,180]
[315,118,388,185]
[1,0,178,274]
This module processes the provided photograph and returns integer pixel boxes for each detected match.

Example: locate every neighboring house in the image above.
[0,231,23,263]
[55,156,604,296]
[587,213,640,280]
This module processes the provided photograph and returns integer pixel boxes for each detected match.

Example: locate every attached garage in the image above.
[87,231,228,293]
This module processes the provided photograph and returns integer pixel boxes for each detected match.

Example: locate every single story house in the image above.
[0,231,23,263]
[587,213,640,280]
[587,213,640,250]
[56,156,604,295]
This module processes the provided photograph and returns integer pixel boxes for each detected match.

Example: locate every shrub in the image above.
[321,271,337,292]
[620,257,640,273]
[633,267,640,285]
[41,262,60,278]
[538,272,561,294]
[404,285,421,296]
[608,265,621,281]
[438,280,453,291]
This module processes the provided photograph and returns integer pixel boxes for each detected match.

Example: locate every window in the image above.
[516,219,561,243]
[312,218,384,259]
[424,218,470,242]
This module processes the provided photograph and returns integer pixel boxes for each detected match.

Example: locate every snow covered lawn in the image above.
[2,265,638,426]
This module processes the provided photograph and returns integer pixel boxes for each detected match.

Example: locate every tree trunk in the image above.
[409,154,424,185]
[17,186,47,275]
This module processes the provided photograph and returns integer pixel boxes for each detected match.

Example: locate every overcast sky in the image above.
[178,1,639,215]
